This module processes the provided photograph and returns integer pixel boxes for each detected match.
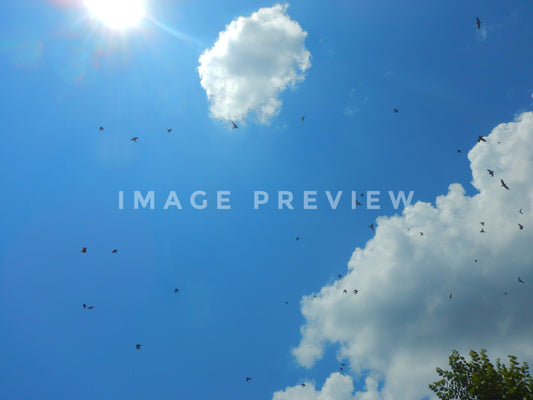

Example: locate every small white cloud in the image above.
[343,105,358,116]
[198,4,311,125]
[285,112,533,399]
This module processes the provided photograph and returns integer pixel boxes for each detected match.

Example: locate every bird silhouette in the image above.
[301,383,306,387]
[449,293,452,299]
[480,222,484,226]
[340,363,346,367]
[80,247,87,253]
[131,137,139,142]
[167,128,172,133]
[457,149,462,153]
[353,290,359,295]
[343,289,348,294]
[301,116,305,122]
[136,344,142,350]
[476,17,481,30]
[296,237,300,241]
[99,126,104,131]
[504,291,508,295]
[112,249,118,254]
[420,232,423,236]
[232,121,238,129]
[519,224,524,230]
[518,277,525,284]
[477,135,486,143]
[246,377,252,382]
[87,306,94,310]
[83,304,87,308]
[480,228,485,233]
[284,301,288,304]
[519,209,524,215]
[369,224,374,231]
[174,288,179,293]
[487,169,494,177]
[500,179,510,190]
[338,274,342,278]
[393,108,399,114]
[356,200,362,206]
[474,259,478,263]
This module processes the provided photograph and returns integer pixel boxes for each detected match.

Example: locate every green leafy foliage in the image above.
[429,349,533,400]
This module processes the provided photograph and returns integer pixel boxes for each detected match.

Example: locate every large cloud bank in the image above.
[275,111,533,400]
[198,4,311,124]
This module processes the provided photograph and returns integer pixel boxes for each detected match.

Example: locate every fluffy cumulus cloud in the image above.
[276,111,533,400]
[273,373,356,400]
[198,4,311,124]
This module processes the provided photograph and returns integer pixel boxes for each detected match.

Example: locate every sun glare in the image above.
[84,0,145,30]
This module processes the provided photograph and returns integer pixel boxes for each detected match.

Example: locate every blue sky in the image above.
[1,1,533,399]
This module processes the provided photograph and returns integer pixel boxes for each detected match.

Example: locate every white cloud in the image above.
[273,373,355,400]
[198,4,311,125]
[279,112,533,400]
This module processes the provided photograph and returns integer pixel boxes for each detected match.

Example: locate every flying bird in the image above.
[353,290,359,295]
[343,289,348,294]
[246,377,252,382]
[112,249,118,254]
[301,116,305,122]
[504,291,508,295]
[487,169,494,177]
[480,228,485,233]
[393,108,399,114]
[474,259,478,263]
[131,137,138,142]
[87,306,94,310]
[80,247,87,253]
[284,301,288,304]
[174,288,179,293]
[477,135,486,143]
[519,209,524,215]
[338,274,342,278]
[136,344,142,350]
[369,224,374,231]
[296,237,300,241]
[519,224,524,230]
[420,232,423,236]
[449,293,452,299]
[480,222,484,226]
[500,179,510,190]
[340,363,346,367]
[83,304,87,308]
[167,128,172,133]
[301,384,306,387]
[518,277,525,284]
[457,149,462,153]
[99,126,104,131]
[476,17,481,30]
[232,121,238,129]
[356,200,362,206]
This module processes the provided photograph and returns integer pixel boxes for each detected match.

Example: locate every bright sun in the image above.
[84,0,145,30]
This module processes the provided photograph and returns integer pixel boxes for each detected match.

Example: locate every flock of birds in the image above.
[84,15,523,384]
[79,246,180,353]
